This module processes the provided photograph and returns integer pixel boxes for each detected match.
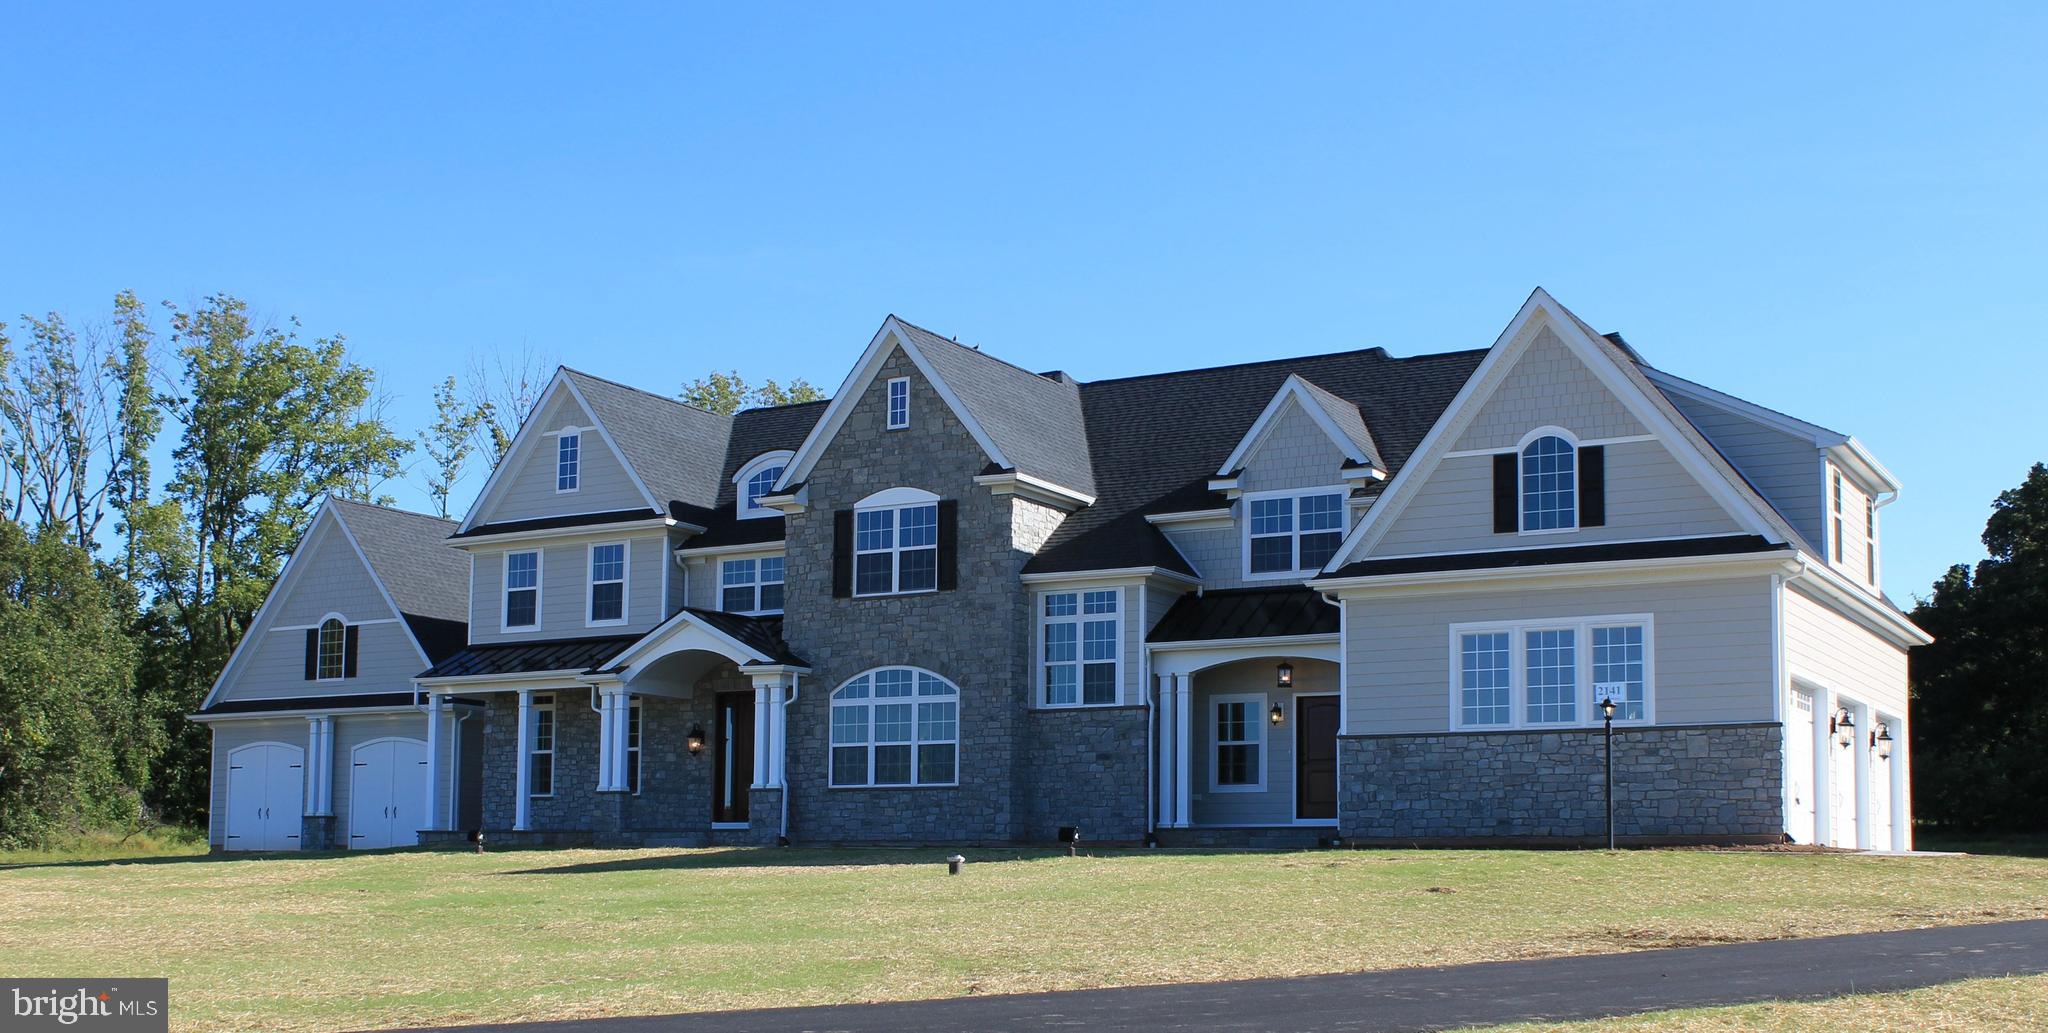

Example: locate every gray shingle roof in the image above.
[1294,375,1385,471]
[893,319,1097,497]
[327,497,470,662]
[563,368,732,511]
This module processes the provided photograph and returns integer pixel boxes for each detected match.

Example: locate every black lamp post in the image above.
[1599,696,1618,850]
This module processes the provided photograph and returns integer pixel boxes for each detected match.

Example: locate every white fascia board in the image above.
[1309,548,1800,597]
[673,540,786,560]
[1644,369,1902,498]
[413,670,596,691]
[1215,376,1372,477]
[201,501,342,710]
[189,705,424,723]
[972,471,1096,510]
[778,317,1009,491]
[557,374,668,515]
[1144,508,1234,530]
[1018,566,1201,586]
[1830,438,1903,499]
[449,516,685,550]
[757,484,809,514]
[1787,557,1933,648]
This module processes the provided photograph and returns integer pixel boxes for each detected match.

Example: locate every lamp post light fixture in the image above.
[1599,696,1618,851]
[1276,662,1294,689]
[1269,702,1285,727]
[686,725,706,756]
[1872,723,1893,761]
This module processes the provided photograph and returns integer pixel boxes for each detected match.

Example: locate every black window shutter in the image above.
[303,628,319,680]
[343,624,360,678]
[937,499,959,591]
[1492,453,1519,534]
[1579,445,1606,527]
[832,510,853,598]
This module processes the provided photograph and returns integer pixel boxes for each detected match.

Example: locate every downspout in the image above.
[780,673,800,844]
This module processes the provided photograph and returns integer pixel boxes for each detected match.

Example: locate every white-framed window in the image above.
[626,697,642,795]
[733,450,795,520]
[587,542,626,625]
[1520,432,1577,531]
[886,376,910,430]
[1210,693,1266,792]
[1830,467,1845,563]
[1449,614,1655,730]
[854,488,938,596]
[1040,588,1120,706]
[720,555,785,614]
[1244,487,1348,577]
[829,667,958,787]
[1864,497,1878,586]
[504,550,541,629]
[316,617,347,680]
[529,694,555,797]
[556,433,580,492]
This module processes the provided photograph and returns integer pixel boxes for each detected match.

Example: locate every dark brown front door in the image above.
[1296,695,1340,820]
[713,692,754,824]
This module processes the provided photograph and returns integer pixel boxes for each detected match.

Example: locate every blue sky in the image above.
[2,3,2042,601]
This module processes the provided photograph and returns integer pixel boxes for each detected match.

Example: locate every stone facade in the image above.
[301,815,338,851]
[1337,723,1784,842]
[780,350,1048,844]
[1022,707,1149,843]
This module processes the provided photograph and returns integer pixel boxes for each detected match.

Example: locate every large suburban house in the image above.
[195,290,1928,853]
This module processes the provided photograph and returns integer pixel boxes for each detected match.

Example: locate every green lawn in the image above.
[2,845,2045,1032]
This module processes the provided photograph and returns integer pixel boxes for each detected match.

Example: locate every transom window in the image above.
[855,495,938,596]
[316,618,346,680]
[1452,615,1653,729]
[588,543,625,624]
[886,377,910,429]
[1246,489,1346,575]
[557,433,580,492]
[735,451,795,519]
[505,551,540,628]
[1211,693,1265,791]
[746,466,784,509]
[830,668,959,787]
[1520,434,1577,530]
[720,556,785,614]
[1041,589,1120,706]
[529,694,555,797]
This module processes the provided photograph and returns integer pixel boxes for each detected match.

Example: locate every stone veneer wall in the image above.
[1338,723,1783,841]
[480,686,720,843]
[1022,707,1149,843]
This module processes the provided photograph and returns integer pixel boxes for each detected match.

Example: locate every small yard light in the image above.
[1276,662,1294,689]
[1832,707,1855,749]
[686,725,706,755]
[1873,723,1893,761]
[1269,702,1285,726]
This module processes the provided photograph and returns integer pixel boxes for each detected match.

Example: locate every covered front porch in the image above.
[413,609,807,847]
[1151,638,1343,838]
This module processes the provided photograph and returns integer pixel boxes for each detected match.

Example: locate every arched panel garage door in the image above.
[225,743,304,851]
[349,738,427,850]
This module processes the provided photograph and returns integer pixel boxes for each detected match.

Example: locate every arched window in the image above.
[830,667,959,787]
[745,465,784,509]
[733,450,795,519]
[316,618,347,680]
[1520,434,1577,531]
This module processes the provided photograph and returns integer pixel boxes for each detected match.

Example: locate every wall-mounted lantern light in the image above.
[1872,723,1893,761]
[1269,702,1285,726]
[1276,662,1294,689]
[1832,707,1856,748]
[686,725,706,755]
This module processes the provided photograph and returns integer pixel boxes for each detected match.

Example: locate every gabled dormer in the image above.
[1205,374,1388,582]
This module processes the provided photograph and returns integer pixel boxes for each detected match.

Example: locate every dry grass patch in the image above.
[1468,974,2048,1031]
[1,846,2044,1032]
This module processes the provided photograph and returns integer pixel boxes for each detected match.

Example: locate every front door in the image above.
[713,692,755,824]
[1295,695,1340,821]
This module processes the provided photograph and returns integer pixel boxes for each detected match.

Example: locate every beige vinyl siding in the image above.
[1454,325,1647,452]
[1373,439,1743,556]
[1666,394,1828,550]
[1160,523,1234,586]
[1188,658,1337,826]
[1342,575,1777,734]
[1238,401,1348,493]
[480,390,650,525]
[1782,583,1908,717]
[265,523,390,626]
[208,719,304,847]
[469,532,667,643]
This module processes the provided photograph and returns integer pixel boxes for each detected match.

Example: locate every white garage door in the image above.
[1787,691,1816,845]
[225,743,304,851]
[349,738,428,850]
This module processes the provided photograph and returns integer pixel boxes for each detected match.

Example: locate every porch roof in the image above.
[1147,586,1338,643]
[417,635,644,680]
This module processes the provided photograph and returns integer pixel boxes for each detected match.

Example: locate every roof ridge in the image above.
[890,315,1068,385]
[326,494,458,527]
[562,366,732,422]
[1078,345,1487,387]
[734,396,834,417]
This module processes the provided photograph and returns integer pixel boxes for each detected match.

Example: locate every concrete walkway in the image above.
[425,919,2048,1033]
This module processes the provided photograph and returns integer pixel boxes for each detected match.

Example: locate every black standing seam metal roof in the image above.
[673,609,806,668]
[1325,535,1786,580]
[200,692,485,716]
[417,635,645,680]
[450,509,670,540]
[1147,587,1341,643]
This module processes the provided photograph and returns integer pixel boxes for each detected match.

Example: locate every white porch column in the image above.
[1155,676,1175,828]
[304,716,333,816]
[514,689,534,831]
[422,695,443,831]
[1172,673,1194,829]
[610,692,633,791]
[751,685,772,789]
[594,690,615,792]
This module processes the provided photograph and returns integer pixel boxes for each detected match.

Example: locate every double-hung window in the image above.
[529,694,555,797]
[855,499,938,595]
[505,551,540,629]
[588,543,626,625]
[557,433,580,492]
[1246,489,1346,575]
[1041,589,1119,706]
[1452,615,1653,729]
[1211,693,1265,791]
[720,556,785,614]
[886,377,910,429]
[1831,469,1846,564]
[829,668,959,787]
[1864,497,1878,585]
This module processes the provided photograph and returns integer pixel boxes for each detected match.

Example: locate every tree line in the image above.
[0,290,818,847]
